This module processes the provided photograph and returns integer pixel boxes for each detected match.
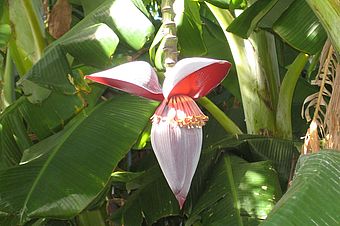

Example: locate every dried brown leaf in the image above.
[325,63,340,150]
[301,40,339,153]
[302,120,320,154]
[48,0,72,39]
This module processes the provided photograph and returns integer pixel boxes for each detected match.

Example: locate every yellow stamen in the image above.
[151,95,208,128]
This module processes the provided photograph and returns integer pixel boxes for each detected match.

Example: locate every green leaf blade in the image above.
[62,23,119,68]
[273,0,327,54]
[0,95,157,224]
[226,0,278,39]
[261,151,340,225]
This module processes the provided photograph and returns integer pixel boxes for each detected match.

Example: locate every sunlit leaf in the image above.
[261,151,340,225]
[62,23,119,68]
[187,154,282,225]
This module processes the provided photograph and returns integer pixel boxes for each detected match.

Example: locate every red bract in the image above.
[85,57,231,209]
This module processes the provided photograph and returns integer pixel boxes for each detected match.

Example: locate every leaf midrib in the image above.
[225,154,244,226]
[19,103,100,222]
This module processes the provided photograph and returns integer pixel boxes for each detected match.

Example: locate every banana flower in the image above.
[85,57,231,208]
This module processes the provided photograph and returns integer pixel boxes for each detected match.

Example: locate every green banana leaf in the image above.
[226,0,327,54]
[18,93,89,140]
[261,150,340,225]
[61,23,119,68]
[186,154,282,226]
[227,0,278,39]
[18,26,118,101]
[0,95,157,225]
[55,0,154,51]
[0,98,31,170]
[207,135,299,190]
[19,0,154,103]
[305,0,340,55]
[175,0,207,57]
[69,0,154,51]
[0,88,101,170]
[273,0,327,54]
[257,0,295,28]
[18,45,76,97]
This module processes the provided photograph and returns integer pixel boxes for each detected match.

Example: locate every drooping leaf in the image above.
[0,95,157,224]
[261,150,340,225]
[273,0,327,54]
[227,0,278,39]
[257,0,295,28]
[305,0,340,55]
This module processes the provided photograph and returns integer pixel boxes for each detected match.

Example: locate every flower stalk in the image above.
[198,97,243,135]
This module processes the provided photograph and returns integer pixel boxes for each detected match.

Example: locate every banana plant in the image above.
[0,0,339,225]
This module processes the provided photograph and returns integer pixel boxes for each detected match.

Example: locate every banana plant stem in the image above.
[198,97,243,135]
